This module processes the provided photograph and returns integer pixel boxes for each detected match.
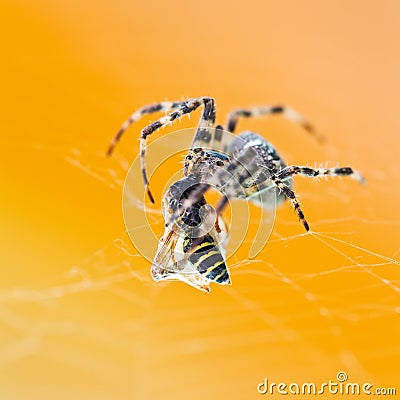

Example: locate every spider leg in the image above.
[107,100,187,156]
[140,97,216,202]
[210,169,310,231]
[274,165,365,183]
[209,163,311,231]
[190,98,217,149]
[225,105,325,143]
[268,175,310,231]
[250,165,365,231]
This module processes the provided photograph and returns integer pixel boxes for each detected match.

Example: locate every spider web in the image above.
[1,131,399,400]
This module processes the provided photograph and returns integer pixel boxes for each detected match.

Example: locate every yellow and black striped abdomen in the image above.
[183,235,230,284]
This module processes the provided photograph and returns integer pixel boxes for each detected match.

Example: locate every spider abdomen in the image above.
[223,131,290,209]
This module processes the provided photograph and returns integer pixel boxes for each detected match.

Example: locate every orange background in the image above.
[1,0,400,399]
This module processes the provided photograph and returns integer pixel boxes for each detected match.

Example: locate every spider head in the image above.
[184,147,202,175]
[184,147,230,177]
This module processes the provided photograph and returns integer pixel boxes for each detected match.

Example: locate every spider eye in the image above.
[186,155,192,160]
[216,160,224,166]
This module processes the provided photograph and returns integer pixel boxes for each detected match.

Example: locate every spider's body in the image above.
[108,97,364,292]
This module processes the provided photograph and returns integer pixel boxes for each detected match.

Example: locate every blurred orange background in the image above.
[1,0,400,399]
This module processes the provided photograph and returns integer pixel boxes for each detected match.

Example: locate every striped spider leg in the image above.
[135,97,217,203]
[107,96,221,201]
[107,99,189,202]
[226,104,326,143]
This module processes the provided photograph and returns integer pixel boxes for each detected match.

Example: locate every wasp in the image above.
[151,175,230,293]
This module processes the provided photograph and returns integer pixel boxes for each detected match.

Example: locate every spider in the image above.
[107,97,364,292]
